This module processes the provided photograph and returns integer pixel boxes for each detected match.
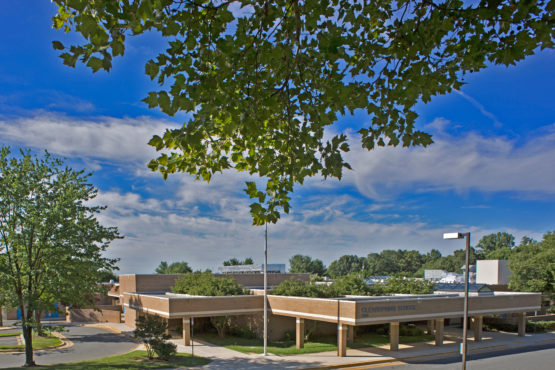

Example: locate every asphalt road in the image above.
[348,343,555,370]
[0,325,138,368]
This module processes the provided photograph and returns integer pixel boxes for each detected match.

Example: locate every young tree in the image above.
[50,1,554,224]
[155,261,193,274]
[0,147,120,367]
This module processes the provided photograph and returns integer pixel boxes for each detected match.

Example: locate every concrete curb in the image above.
[304,342,531,369]
[0,331,70,354]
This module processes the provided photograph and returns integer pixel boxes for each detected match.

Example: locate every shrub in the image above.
[228,325,256,339]
[152,340,177,361]
[134,315,175,360]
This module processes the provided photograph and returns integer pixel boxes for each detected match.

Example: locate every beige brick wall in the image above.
[68,305,122,323]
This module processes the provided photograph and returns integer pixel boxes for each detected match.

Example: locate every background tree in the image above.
[327,255,367,278]
[509,232,555,293]
[366,250,426,276]
[289,254,326,275]
[172,272,247,337]
[98,268,118,282]
[172,271,246,296]
[222,257,254,266]
[155,261,192,274]
[51,0,554,224]
[0,147,119,367]
[381,276,434,295]
[476,232,515,259]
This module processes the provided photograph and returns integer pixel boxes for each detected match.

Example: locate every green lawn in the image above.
[0,332,21,337]
[197,331,435,355]
[13,350,211,369]
[197,333,337,355]
[0,333,63,351]
[350,332,435,348]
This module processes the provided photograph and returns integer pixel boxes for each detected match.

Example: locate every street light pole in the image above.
[263,222,268,356]
[443,232,471,370]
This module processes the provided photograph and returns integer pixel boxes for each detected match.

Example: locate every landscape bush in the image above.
[134,315,176,360]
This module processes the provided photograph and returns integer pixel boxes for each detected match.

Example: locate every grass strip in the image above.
[197,333,337,355]
[198,332,435,355]
[0,333,62,350]
[0,332,21,337]
[7,350,211,369]
[350,333,435,348]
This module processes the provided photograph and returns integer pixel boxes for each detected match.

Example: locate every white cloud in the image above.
[96,190,543,274]
[0,112,178,165]
[343,121,555,200]
[2,112,552,273]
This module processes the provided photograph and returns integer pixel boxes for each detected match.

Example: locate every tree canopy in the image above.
[326,255,366,277]
[0,147,120,366]
[155,260,193,274]
[51,0,555,224]
[172,271,247,295]
[289,254,326,275]
[508,232,554,293]
[223,257,254,266]
[475,232,515,259]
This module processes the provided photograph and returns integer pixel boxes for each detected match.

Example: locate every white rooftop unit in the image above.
[218,264,286,274]
[476,260,512,285]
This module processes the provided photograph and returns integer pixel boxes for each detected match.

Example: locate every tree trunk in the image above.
[0,305,3,327]
[210,316,227,338]
[34,311,43,336]
[21,306,36,367]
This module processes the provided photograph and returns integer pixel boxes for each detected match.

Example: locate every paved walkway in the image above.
[165,328,555,369]
[3,321,553,369]
[0,324,139,368]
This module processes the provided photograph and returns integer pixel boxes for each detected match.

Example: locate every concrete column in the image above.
[182,317,191,346]
[473,316,483,342]
[390,322,399,351]
[296,318,305,349]
[435,318,444,346]
[338,323,347,357]
[347,325,354,345]
[426,320,435,335]
[518,312,526,337]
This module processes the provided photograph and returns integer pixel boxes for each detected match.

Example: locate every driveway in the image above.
[0,324,138,368]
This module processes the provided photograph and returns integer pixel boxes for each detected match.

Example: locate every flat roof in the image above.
[123,291,541,325]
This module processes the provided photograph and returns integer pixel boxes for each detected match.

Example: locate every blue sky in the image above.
[1,2,554,274]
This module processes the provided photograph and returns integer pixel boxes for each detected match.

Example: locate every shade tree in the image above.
[0,147,120,366]
[51,0,554,224]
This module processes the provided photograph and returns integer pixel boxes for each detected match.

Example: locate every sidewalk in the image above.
[164,328,555,369]
[4,320,553,369]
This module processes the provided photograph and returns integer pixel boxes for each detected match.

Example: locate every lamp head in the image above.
[443,232,463,240]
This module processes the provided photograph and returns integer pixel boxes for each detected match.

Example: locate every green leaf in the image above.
[52,41,65,50]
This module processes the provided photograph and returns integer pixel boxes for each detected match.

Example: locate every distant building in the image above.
[424,269,447,281]
[217,264,286,274]
[476,260,512,285]
[364,276,392,284]
[439,272,464,284]
[434,283,493,296]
